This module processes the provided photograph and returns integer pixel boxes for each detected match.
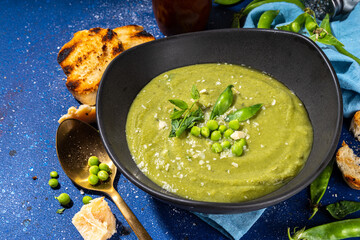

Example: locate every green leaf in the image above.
[226,104,263,122]
[175,107,204,137]
[169,119,180,137]
[191,85,200,100]
[309,33,344,47]
[320,14,331,33]
[326,201,360,220]
[170,109,186,120]
[210,85,234,120]
[56,208,65,214]
[169,99,188,110]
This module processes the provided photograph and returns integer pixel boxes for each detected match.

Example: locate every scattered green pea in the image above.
[88,174,99,185]
[218,125,227,133]
[221,141,231,149]
[48,178,59,188]
[88,156,100,166]
[82,196,93,205]
[229,119,240,130]
[55,193,71,206]
[206,120,219,131]
[210,130,222,141]
[50,171,59,178]
[223,129,234,138]
[190,126,201,136]
[211,143,223,153]
[200,126,210,138]
[89,165,100,175]
[99,163,110,173]
[98,170,109,181]
[231,144,243,156]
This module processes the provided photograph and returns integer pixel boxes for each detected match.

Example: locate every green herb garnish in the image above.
[56,208,65,214]
[169,85,204,137]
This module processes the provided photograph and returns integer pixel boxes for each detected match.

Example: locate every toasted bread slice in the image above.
[58,26,155,106]
[58,104,96,124]
[58,28,124,105]
[336,141,360,190]
[350,111,360,141]
[113,25,155,50]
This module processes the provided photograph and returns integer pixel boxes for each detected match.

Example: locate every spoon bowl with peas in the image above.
[56,118,151,240]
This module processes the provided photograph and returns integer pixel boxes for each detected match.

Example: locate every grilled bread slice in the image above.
[58,28,123,105]
[350,111,360,141]
[57,26,155,105]
[113,25,155,50]
[336,141,360,190]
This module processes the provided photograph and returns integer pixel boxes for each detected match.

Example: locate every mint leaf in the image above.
[191,85,200,100]
[170,109,186,120]
[169,99,188,110]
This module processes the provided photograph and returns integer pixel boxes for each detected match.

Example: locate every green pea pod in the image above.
[210,85,234,120]
[226,103,263,122]
[335,45,360,65]
[243,0,305,16]
[277,13,306,32]
[326,201,360,220]
[257,10,280,29]
[214,0,244,5]
[288,218,360,240]
[309,160,334,220]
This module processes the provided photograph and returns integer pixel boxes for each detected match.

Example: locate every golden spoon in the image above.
[56,118,152,240]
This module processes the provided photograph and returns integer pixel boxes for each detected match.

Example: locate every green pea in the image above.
[237,138,247,147]
[231,144,243,156]
[55,193,71,206]
[88,156,100,166]
[88,174,99,185]
[223,129,234,138]
[48,178,59,188]
[218,125,227,133]
[89,165,100,175]
[290,21,301,33]
[211,143,223,153]
[190,126,201,137]
[97,170,109,181]
[99,163,110,172]
[200,126,210,138]
[50,171,58,178]
[228,119,240,130]
[210,131,222,141]
[206,120,219,131]
[82,196,93,205]
[221,141,231,149]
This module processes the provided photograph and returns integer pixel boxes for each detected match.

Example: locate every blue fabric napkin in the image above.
[194,3,360,240]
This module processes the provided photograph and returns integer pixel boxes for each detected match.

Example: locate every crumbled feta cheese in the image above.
[199,160,205,165]
[158,120,168,130]
[271,99,276,105]
[232,162,239,168]
[230,131,246,140]
[141,105,147,109]
[199,89,208,94]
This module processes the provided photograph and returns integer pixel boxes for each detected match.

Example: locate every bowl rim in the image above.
[97,28,343,213]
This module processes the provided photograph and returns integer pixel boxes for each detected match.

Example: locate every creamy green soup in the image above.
[126,63,313,203]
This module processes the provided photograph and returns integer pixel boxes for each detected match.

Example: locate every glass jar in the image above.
[152,0,212,36]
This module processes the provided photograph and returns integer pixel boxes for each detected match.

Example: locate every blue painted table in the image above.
[1,1,360,239]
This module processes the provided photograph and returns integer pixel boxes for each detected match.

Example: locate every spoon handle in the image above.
[108,188,152,240]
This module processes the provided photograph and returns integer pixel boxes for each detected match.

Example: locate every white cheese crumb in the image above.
[199,89,208,94]
[79,189,84,195]
[285,142,289,145]
[271,99,276,105]
[154,113,158,118]
[158,120,168,130]
[207,164,211,170]
[230,131,246,140]
[141,105,147,109]
[231,162,239,168]
[261,144,264,148]
[199,160,205,165]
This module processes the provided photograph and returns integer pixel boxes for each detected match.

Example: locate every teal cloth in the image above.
[243,2,360,118]
[195,3,360,240]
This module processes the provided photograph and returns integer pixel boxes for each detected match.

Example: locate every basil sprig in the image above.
[169,85,204,137]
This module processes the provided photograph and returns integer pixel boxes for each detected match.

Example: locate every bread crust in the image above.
[336,141,360,190]
[350,111,360,141]
[57,25,155,105]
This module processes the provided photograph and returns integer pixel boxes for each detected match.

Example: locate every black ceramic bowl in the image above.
[97,29,342,214]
